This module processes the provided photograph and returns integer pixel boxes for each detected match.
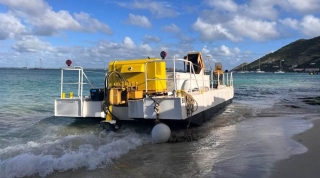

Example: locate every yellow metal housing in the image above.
[120,64,145,73]
[109,88,122,105]
[108,58,167,94]
[214,62,223,74]
[128,90,143,99]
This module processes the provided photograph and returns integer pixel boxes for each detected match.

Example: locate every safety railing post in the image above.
[145,63,148,94]
[227,73,229,86]
[173,56,176,97]
[61,69,63,98]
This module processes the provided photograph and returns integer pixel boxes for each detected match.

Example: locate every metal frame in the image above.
[144,58,202,96]
[59,66,93,117]
[144,57,234,96]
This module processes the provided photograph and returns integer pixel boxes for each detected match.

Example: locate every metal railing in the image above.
[209,71,233,88]
[144,57,204,97]
[59,66,94,117]
[60,66,93,98]
[144,57,234,97]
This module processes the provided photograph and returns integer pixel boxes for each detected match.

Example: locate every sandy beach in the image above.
[270,118,320,178]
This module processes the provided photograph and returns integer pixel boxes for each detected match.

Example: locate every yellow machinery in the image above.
[212,62,223,87]
[103,58,167,127]
[106,57,167,104]
[214,62,223,75]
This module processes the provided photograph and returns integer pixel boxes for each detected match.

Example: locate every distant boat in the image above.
[238,63,248,73]
[274,70,285,73]
[274,60,284,73]
[32,58,43,70]
[256,69,265,73]
[23,59,29,69]
[256,59,265,73]
[309,71,319,75]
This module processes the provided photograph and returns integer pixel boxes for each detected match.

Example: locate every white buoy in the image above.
[151,123,171,143]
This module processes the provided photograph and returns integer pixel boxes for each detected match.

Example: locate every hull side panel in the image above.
[188,99,233,125]
[55,98,82,117]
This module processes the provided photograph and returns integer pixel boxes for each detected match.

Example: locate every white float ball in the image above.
[151,123,171,143]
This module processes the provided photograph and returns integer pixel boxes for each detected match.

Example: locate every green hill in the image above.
[232,36,320,72]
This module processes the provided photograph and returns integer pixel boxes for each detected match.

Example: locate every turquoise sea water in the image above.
[0,69,319,178]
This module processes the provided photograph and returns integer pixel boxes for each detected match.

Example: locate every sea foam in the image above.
[0,129,151,178]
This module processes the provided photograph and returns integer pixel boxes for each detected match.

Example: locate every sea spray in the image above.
[0,129,152,178]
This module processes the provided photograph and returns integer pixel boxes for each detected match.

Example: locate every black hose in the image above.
[103,70,127,120]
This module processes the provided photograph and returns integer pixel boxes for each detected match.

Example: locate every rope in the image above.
[149,96,165,123]
[181,90,198,129]
[166,91,199,143]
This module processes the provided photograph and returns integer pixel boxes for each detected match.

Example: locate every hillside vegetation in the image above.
[232,36,320,72]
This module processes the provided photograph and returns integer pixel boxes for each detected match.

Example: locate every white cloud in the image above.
[0,13,26,40]
[12,36,55,53]
[280,18,299,29]
[203,0,279,20]
[163,23,180,33]
[286,0,320,12]
[0,0,49,16]
[139,44,152,51]
[229,16,279,41]
[243,1,279,20]
[83,38,165,62]
[201,46,210,55]
[220,45,231,56]
[0,0,113,36]
[32,10,82,35]
[280,15,320,37]
[205,0,238,12]
[234,47,240,53]
[179,35,194,44]
[162,24,194,44]
[74,12,113,34]
[199,0,320,41]
[300,15,320,37]
[213,45,242,57]
[125,14,152,28]
[117,1,177,18]
[192,18,240,42]
[143,35,161,43]
[122,37,136,49]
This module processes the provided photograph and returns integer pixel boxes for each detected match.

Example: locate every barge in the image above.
[54,51,234,142]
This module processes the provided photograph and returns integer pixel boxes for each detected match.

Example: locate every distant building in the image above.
[293,68,304,72]
[305,68,319,71]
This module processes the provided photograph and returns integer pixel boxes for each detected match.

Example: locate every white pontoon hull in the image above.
[55,86,234,125]
[54,53,234,127]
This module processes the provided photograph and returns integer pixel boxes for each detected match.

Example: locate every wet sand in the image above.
[270,119,320,178]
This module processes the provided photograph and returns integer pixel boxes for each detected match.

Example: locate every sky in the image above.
[0,0,320,69]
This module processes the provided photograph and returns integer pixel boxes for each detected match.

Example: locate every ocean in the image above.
[0,69,319,178]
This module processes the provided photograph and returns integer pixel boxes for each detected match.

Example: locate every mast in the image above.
[259,59,261,70]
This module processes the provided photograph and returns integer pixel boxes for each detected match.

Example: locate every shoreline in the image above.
[270,118,320,178]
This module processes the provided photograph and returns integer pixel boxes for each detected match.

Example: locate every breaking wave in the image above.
[0,129,152,178]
